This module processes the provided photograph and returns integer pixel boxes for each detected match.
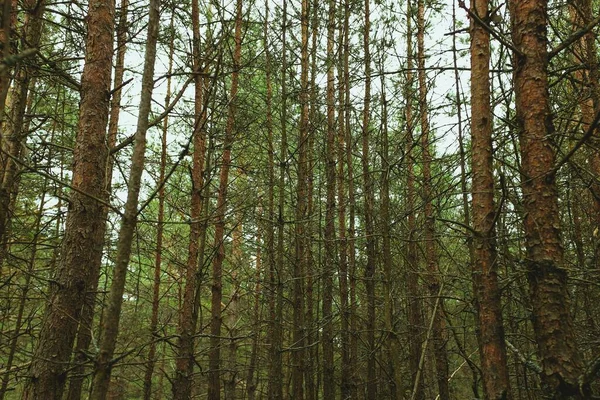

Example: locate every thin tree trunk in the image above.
[292,0,310,397]
[171,0,210,396]
[361,1,377,398]
[208,1,243,398]
[416,0,449,397]
[143,10,175,399]
[337,2,351,396]
[509,0,587,396]
[89,0,161,396]
[22,0,115,395]
[268,1,286,397]
[452,1,480,396]
[405,3,425,399]
[246,226,263,400]
[379,70,401,399]
[469,0,512,398]
[322,0,336,397]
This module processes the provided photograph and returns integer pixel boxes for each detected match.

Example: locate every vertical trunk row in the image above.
[416,0,449,398]
[207,0,243,398]
[509,0,586,397]
[89,0,161,395]
[23,0,115,395]
[405,2,425,398]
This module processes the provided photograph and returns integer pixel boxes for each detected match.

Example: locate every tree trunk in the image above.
[143,10,175,399]
[509,0,587,397]
[417,0,449,397]
[171,0,209,396]
[89,0,161,396]
[292,0,310,397]
[361,1,377,398]
[207,1,242,398]
[322,0,336,397]
[22,0,114,396]
[65,2,129,398]
[405,2,425,398]
[469,1,513,399]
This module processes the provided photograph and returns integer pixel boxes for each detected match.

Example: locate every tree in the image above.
[469,0,512,398]
[22,0,115,395]
[509,0,587,397]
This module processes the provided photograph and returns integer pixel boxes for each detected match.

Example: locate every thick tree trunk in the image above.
[469,1,513,399]
[89,0,161,396]
[65,2,129,398]
[22,0,114,396]
[509,0,587,397]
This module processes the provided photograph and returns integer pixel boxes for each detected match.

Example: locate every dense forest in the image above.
[0,0,599,398]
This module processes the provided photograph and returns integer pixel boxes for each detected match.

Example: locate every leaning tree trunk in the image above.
[22,0,114,396]
[509,0,587,397]
[66,1,129,397]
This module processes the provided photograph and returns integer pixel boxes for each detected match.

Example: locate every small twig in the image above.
[506,339,542,374]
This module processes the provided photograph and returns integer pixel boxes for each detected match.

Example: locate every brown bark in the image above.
[89,0,161,395]
[417,0,449,397]
[65,2,129,398]
[207,1,242,398]
[469,1,513,399]
[509,0,587,397]
[22,0,114,395]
